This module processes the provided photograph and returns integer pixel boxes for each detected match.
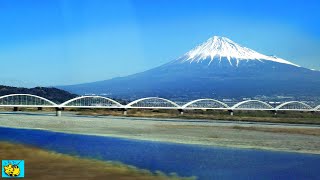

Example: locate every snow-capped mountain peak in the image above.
[181,36,300,67]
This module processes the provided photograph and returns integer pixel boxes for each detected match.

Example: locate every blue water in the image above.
[0,127,319,180]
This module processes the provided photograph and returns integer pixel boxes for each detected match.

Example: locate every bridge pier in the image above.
[178,109,184,115]
[56,107,63,117]
[13,107,18,112]
[272,110,277,116]
[228,110,234,116]
[123,108,128,115]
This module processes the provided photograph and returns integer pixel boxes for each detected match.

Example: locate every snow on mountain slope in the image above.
[58,35,320,98]
[179,36,300,67]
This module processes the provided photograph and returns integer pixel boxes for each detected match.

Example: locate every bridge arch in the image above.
[0,94,57,107]
[314,105,320,111]
[60,96,123,108]
[126,97,180,109]
[232,100,273,110]
[182,99,229,109]
[275,101,312,110]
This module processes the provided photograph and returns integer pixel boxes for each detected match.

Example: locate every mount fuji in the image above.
[59,36,320,99]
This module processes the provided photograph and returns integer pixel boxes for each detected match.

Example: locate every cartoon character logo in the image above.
[4,162,21,177]
[2,160,24,178]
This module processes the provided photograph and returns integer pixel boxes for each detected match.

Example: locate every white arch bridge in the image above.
[0,94,319,116]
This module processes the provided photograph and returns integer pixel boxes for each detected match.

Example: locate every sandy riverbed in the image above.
[0,112,320,154]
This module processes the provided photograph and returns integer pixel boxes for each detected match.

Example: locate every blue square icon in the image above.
[2,160,25,178]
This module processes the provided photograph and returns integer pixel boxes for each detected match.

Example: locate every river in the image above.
[0,127,319,179]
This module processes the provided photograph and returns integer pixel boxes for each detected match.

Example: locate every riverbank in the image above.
[0,113,319,154]
[0,141,193,180]
[2,108,320,125]
[74,109,320,125]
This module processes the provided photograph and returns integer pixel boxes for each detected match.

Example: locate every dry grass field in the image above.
[72,108,320,125]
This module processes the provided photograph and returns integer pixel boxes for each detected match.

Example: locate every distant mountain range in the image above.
[58,36,320,99]
[0,86,77,103]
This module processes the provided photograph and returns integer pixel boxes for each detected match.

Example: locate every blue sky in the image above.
[0,0,319,86]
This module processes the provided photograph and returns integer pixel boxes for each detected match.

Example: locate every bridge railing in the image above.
[59,96,123,108]
[231,100,274,111]
[182,99,229,110]
[0,94,320,115]
[125,97,180,109]
[275,101,313,111]
[0,94,58,107]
